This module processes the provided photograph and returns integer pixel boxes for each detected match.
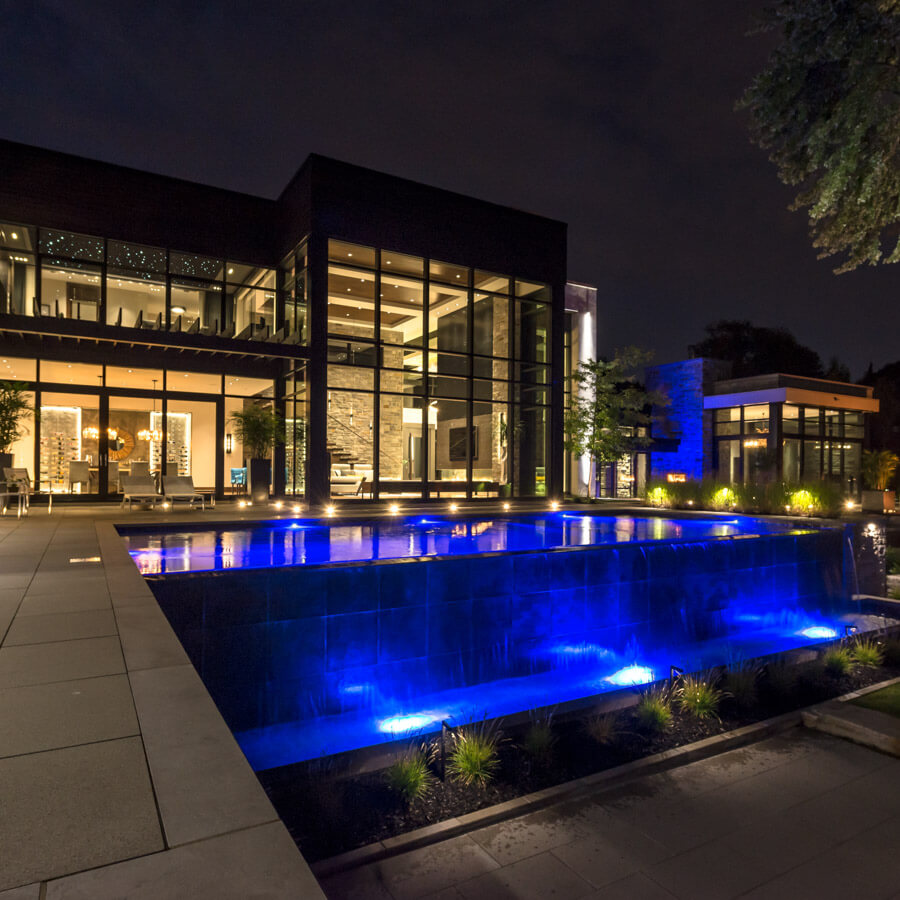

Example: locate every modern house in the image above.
[645,358,879,492]
[0,139,595,505]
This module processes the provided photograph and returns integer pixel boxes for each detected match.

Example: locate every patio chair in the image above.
[120,475,161,510]
[130,461,151,480]
[163,475,213,510]
[3,468,50,516]
[230,467,247,494]
[68,460,91,493]
[107,460,120,493]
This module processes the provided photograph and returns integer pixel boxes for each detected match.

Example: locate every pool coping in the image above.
[310,673,900,879]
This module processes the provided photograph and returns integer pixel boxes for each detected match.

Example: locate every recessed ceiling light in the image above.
[228,267,234,274]
[11,232,18,239]
[348,252,353,257]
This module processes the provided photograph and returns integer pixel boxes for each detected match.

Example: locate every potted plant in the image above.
[861,449,899,513]
[0,381,33,473]
[229,404,283,503]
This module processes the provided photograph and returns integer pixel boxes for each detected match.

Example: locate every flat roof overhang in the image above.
[0,315,307,373]
[703,387,879,414]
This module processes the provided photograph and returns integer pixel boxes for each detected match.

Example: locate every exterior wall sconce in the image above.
[225,434,233,454]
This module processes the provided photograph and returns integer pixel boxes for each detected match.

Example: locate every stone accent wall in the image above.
[646,358,731,482]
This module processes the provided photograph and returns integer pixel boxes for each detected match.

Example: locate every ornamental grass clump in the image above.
[823,646,854,677]
[723,662,760,711]
[585,711,622,746]
[446,722,502,788]
[763,658,798,701]
[679,672,725,720]
[850,638,884,668]
[385,749,434,804]
[521,712,557,765]
[635,686,672,733]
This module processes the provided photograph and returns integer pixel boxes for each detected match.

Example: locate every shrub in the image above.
[763,659,798,700]
[723,662,760,711]
[385,750,434,804]
[850,638,884,668]
[446,722,502,788]
[679,672,725,720]
[645,481,674,508]
[635,686,673,733]
[882,637,900,667]
[584,711,622,745]
[521,712,557,764]
[823,646,854,677]
[885,547,900,576]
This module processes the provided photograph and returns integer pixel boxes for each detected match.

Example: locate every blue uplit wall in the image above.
[646,358,729,481]
[147,528,846,739]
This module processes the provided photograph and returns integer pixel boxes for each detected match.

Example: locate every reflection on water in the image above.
[122,513,804,575]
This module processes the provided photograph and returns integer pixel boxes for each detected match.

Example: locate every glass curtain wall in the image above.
[713,402,865,491]
[285,364,308,496]
[1,222,305,345]
[325,240,549,499]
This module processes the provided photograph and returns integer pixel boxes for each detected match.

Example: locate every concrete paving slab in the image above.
[23,574,109,598]
[45,821,323,900]
[114,601,189,671]
[0,885,41,899]
[0,737,163,891]
[0,592,22,643]
[469,803,594,865]
[552,829,672,890]
[129,663,276,847]
[15,589,111,616]
[589,872,678,900]
[645,837,779,900]
[371,835,500,900]
[0,635,124,688]
[456,850,593,900]
[3,609,118,646]
[804,699,900,756]
[0,675,138,758]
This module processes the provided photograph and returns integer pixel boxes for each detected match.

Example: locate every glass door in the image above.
[39,392,103,496]
[107,393,164,497]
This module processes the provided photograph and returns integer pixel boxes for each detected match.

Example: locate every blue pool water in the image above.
[123,513,891,769]
[121,513,800,574]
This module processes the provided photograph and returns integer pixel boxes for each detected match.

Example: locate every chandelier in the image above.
[137,427,163,442]
[82,426,118,440]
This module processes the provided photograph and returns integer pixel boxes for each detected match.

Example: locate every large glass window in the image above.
[714,407,741,436]
[0,248,36,317]
[107,268,165,329]
[327,261,376,340]
[429,282,469,352]
[171,278,221,334]
[328,390,374,497]
[227,266,276,339]
[39,393,100,493]
[280,244,308,343]
[40,261,101,321]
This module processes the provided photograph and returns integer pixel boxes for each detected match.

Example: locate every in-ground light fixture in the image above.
[325,505,336,517]
[389,503,400,514]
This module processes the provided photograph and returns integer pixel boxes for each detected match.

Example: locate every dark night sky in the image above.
[2,0,897,376]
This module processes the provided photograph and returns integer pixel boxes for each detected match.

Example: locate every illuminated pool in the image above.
[122,513,889,768]
[122,513,801,574]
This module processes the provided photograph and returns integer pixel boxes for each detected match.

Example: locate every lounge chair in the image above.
[2,467,47,517]
[121,475,161,509]
[162,475,213,510]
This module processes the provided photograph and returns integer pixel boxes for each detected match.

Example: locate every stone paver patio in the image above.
[321,729,900,900]
[0,505,324,898]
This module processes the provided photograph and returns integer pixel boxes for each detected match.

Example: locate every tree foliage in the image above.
[689,320,825,378]
[564,348,667,497]
[228,404,283,459]
[0,381,33,455]
[740,0,900,272]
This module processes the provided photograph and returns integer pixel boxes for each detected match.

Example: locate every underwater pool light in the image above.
[800,626,838,640]
[378,713,441,734]
[606,664,655,686]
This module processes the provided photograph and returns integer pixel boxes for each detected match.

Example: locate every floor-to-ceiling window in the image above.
[324,239,549,499]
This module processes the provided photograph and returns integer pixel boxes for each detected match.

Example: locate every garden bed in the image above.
[258,646,900,863]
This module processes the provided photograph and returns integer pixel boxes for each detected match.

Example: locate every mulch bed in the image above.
[258,659,900,863]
